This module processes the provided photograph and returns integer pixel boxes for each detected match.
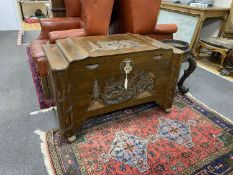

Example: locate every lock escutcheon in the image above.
[120,59,134,89]
[120,59,134,74]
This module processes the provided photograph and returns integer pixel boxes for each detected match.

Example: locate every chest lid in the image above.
[44,33,183,71]
[55,33,167,62]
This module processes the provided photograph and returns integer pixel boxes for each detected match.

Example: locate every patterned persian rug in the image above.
[27,47,54,109]
[44,95,233,175]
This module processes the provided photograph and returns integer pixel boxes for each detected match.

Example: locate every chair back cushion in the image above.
[116,0,161,34]
[64,0,81,17]
[81,0,114,35]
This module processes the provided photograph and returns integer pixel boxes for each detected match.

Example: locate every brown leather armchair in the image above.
[110,0,178,40]
[30,0,114,99]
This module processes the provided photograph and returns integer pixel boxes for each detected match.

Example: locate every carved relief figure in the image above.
[88,80,105,111]
[88,70,156,110]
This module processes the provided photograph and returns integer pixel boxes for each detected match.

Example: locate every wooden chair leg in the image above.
[220,52,227,69]
[196,43,202,59]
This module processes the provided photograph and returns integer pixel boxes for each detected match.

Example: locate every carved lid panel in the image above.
[44,33,182,71]
[55,34,159,62]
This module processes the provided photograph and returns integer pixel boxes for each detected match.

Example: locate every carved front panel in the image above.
[88,70,156,111]
[68,49,174,116]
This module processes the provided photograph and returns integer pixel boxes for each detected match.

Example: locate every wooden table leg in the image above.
[178,53,197,94]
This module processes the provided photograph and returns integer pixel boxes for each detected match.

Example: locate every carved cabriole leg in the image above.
[164,52,183,112]
[206,48,228,70]
[178,52,197,94]
[220,68,231,76]
[198,43,229,70]
[53,70,74,139]
[220,51,233,76]
[220,52,227,70]
[196,42,202,60]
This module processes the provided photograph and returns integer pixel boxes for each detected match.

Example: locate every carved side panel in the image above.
[164,53,183,109]
[52,70,74,137]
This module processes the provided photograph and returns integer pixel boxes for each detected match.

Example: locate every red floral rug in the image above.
[45,95,233,175]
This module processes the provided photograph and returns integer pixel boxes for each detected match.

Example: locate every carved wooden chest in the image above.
[44,34,183,139]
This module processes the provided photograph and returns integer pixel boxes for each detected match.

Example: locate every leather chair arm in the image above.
[49,29,87,43]
[154,24,178,34]
[30,40,48,59]
[38,17,81,40]
[36,57,48,77]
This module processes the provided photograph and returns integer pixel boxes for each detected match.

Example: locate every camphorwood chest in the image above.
[43,34,183,139]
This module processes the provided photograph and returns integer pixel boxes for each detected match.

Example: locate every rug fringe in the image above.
[30,107,57,116]
[35,130,56,175]
[187,93,233,125]
[17,30,29,46]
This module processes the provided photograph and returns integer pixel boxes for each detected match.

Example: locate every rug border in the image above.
[180,143,233,175]
[35,130,57,175]
[186,93,233,125]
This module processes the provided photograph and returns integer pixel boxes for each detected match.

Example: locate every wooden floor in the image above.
[22,22,41,31]
[197,55,233,82]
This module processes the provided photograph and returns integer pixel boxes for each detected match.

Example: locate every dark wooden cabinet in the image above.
[43,34,183,139]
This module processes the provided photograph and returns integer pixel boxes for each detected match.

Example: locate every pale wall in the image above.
[0,0,21,31]
[214,0,232,7]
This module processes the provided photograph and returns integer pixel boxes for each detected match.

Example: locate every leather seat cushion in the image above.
[154,24,178,34]
[146,33,173,41]
[200,37,233,50]
[49,29,86,43]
